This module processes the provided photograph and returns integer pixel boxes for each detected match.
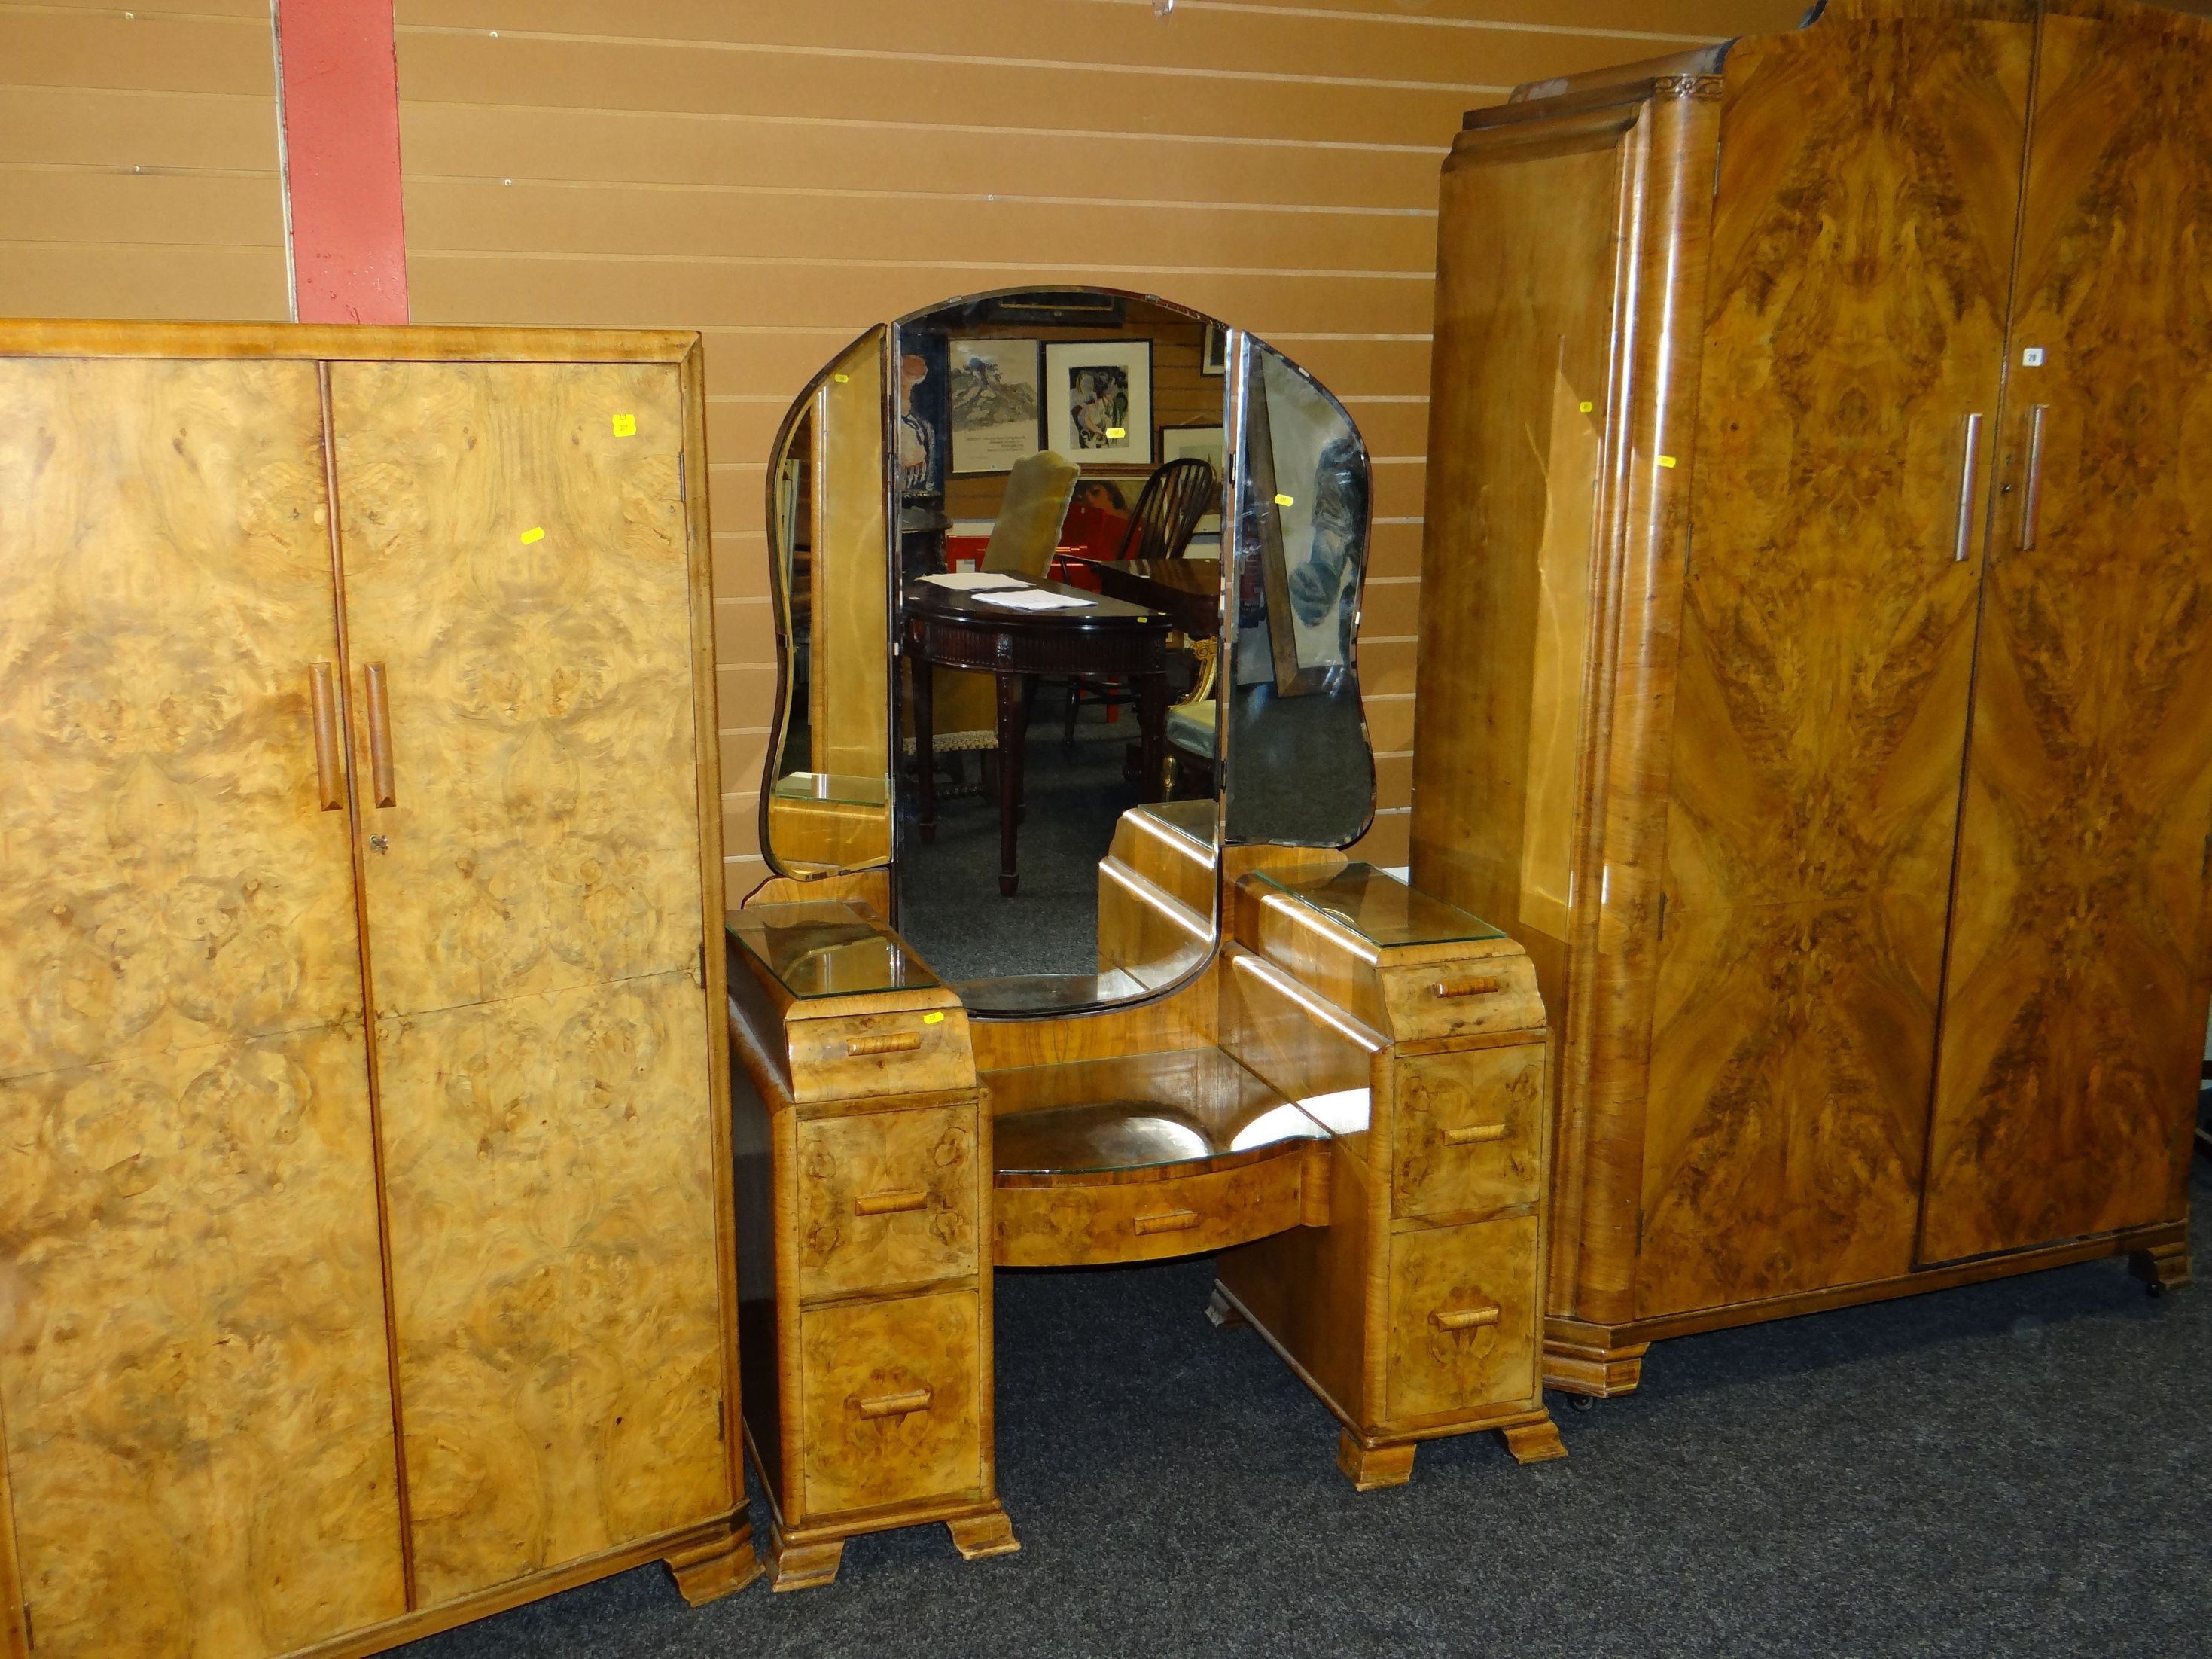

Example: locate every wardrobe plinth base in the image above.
[2130,1240,2192,1295]
[1543,1332,1650,1398]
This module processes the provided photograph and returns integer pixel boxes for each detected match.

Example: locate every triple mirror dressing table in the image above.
[729,288,1562,1590]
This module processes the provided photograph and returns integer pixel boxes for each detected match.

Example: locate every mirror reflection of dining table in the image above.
[1057,554,1221,639]
[902,577,1173,896]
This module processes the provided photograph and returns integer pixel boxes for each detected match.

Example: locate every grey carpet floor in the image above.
[409,1160,2212,1659]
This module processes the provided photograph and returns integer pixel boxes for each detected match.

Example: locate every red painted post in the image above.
[275,0,409,324]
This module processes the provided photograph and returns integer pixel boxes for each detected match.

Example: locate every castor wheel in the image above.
[1568,1394,1596,1413]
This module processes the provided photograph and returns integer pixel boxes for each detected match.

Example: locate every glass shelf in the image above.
[1251,862,1503,950]
[989,1050,1355,1176]
[727,901,939,999]
[770,770,891,807]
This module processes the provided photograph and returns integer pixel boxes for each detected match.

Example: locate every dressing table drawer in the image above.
[786,1009,973,1102]
[799,1288,983,1515]
[1391,1044,1544,1219]
[1385,1215,1540,1422]
[797,1103,980,1298]
[1379,955,1544,1041]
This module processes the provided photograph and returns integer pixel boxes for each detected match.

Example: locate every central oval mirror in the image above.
[757,287,1376,1017]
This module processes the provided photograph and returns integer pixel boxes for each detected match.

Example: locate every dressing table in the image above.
[733,289,1562,1590]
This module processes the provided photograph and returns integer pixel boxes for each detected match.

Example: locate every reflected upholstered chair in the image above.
[983,449,1080,579]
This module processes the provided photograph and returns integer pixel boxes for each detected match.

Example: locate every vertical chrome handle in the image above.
[364,663,395,808]
[1952,413,1985,563]
[2019,404,2049,550]
[308,663,344,812]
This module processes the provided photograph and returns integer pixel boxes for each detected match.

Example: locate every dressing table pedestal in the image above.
[726,904,1017,1592]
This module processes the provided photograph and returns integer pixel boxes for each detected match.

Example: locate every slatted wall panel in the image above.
[0,0,288,319]
[393,0,1812,889]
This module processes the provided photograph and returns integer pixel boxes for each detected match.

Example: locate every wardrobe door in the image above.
[328,361,728,1605]
[1638,14,2034,1314]
[1919,5,2212,1263]
[0,358,405,1656]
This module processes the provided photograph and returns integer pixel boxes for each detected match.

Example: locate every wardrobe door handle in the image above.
[1952,412,1985,563]
[364,663,395,807]
[308,663,345,812]
[2019,404,2049,550]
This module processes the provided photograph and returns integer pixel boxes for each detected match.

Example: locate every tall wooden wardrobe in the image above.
[0,324,757,1657]
[1410,0,2212,1394]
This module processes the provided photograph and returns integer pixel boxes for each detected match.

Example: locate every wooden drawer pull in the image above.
[857,1387,933,1420]
[845,1031,922,1057]
[1433,975,1502,999]
[1442,1122,1510,1147]
[1430,1304,1502,1333]
[1132,1209,1200,1236]
[854,1188,927,1217]
[308,662,345,812]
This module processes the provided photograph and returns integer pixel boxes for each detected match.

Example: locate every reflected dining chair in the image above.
[1063,456,1220,757]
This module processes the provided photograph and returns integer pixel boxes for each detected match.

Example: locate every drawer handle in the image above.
[854,1188,927,1217]
[1430,1304,1502,1333]
[845,1032,922,1057]
[857,1387,933,1420]
[1442,1122,1510,1147]
[1433,975,1502,999]
[1132,1209,1200,1236]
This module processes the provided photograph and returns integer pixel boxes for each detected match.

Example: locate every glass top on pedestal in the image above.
[727,901,940,999]
[1250,862,1503,950]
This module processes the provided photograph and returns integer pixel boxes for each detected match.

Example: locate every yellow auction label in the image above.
[1107,427,1126,439]
[612,413,637,436]
[1274,493,1295,507]
[520,526,545,544]
[922,1011,946,1025]
[1656,456,1678,468]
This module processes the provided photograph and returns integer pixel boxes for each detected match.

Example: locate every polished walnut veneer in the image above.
[1409,0,2209,1396]
[0,322,759,1659]
[728,835,1562,1588]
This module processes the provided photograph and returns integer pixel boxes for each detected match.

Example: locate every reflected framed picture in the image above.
[1201,321,1228,375]
[1044,339,1153,468]
[1159,423,1226,531]
[948,337,1043,475]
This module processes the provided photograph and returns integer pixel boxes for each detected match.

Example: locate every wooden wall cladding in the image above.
[373,0,1819,890]
[0,0,289,319]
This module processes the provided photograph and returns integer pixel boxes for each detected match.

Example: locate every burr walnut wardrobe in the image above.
[0,322,757,1658]
[1410,0,2212,1394]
